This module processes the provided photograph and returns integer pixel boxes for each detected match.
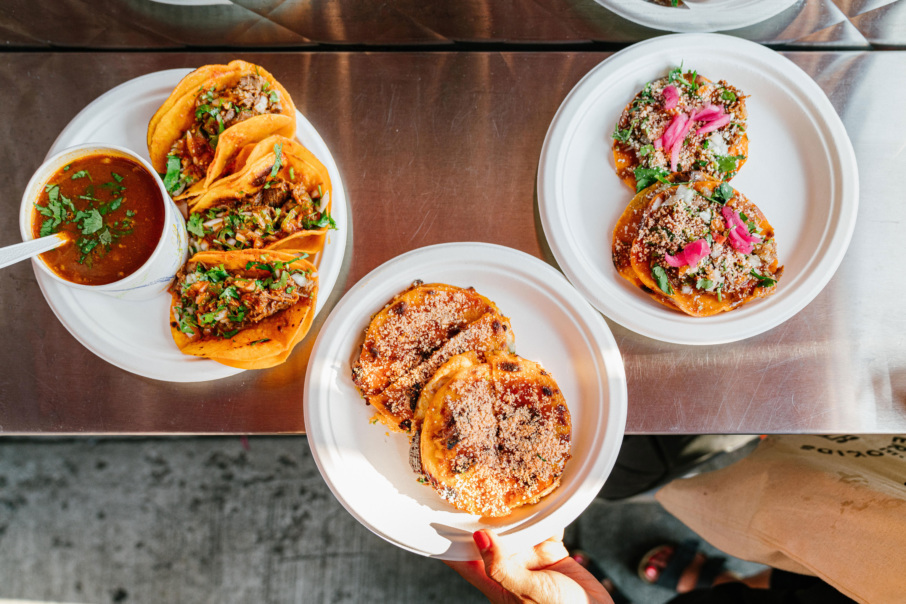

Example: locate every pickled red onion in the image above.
[660,113,687,150]
[721,206,761,255]
[697,114,731,135]
[663,85,679,110]
[670,140,681,172]
[665,239,711,268]
[691,103,723,122]
[669,116,696,171]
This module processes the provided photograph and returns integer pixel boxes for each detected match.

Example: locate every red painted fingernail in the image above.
[473,531,491,552]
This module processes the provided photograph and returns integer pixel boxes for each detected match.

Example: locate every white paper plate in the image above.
[304,243,627,560]
[595,0,797,33]
[34,68,349,382]
[538,34,858,345]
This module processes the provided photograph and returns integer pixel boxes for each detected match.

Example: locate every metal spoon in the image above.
[0,233,69,270]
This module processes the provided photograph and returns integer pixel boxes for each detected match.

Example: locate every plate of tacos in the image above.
[33,63,348,381]
[304,243,626,559]
[538,34,858,345]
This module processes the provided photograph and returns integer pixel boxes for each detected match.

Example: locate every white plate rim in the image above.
[34,67,349,382]
[303,242,628,560]
[594,0,798,33]
[538,33,859,345]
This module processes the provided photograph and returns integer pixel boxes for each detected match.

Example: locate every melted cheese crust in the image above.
[417,352,571,518]
[351,282,514,432]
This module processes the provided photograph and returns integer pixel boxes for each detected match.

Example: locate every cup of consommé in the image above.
[19,144,188,301]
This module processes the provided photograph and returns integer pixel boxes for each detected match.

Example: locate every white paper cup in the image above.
[19,144,187,301]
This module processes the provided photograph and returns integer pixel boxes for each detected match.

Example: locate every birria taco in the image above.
[169,249,318,369]
[185,136,334,256]
[148,60,297,198]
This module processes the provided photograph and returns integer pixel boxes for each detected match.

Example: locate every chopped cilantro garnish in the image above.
[713,182,734,204]
[310,211,338,230]
[79,209,103,235]
[99,197,123,215]
[186,213,206,237]
[696,278,714,290]
[634,166,671,192]
[39,218,57,237]
[721,89,737,103]
[97,228,113,246]
[652,265,674,295]
[667,65,699,93]
[45,184,60,204]
[177,314,197,336]
[612,126,632,143]
[163,155,183,195]
[750,270,777,287]
[63,164,71,171]
[270,143,284,179]
[70,170,90,181]
[715,154,745,177]
[228,307,247,323]
[269,270,289,290]
[639,144,654,157]
[204,265,230,283]
[112,172,124,183]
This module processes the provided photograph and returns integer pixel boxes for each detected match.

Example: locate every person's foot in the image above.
[638,541,736,593]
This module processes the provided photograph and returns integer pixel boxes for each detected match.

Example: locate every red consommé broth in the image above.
[32,153,165,285]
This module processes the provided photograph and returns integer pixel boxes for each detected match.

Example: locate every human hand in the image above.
[445,529,613,604]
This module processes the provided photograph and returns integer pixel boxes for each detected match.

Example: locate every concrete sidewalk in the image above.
[0,438,760,603]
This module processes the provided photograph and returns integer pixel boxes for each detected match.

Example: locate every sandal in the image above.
[570,549,631,604]
[638,539,728,591]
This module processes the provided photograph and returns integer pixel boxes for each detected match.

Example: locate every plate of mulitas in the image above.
[28,60,348,381]
[594,0,798,33]
[538,34,858,345]
[304,243,627,560]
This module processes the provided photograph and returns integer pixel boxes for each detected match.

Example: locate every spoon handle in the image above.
[0,233,69,270]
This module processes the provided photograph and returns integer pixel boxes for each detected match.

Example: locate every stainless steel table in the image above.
[1,0,904,49]
[0,50,903,434]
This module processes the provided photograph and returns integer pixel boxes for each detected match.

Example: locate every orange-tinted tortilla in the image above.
[627,180,780,317]
[169,249,318,369]
[175,113,296,202]
[187,136,332,254]
[148,60,297,174]
[612,183,679,310]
